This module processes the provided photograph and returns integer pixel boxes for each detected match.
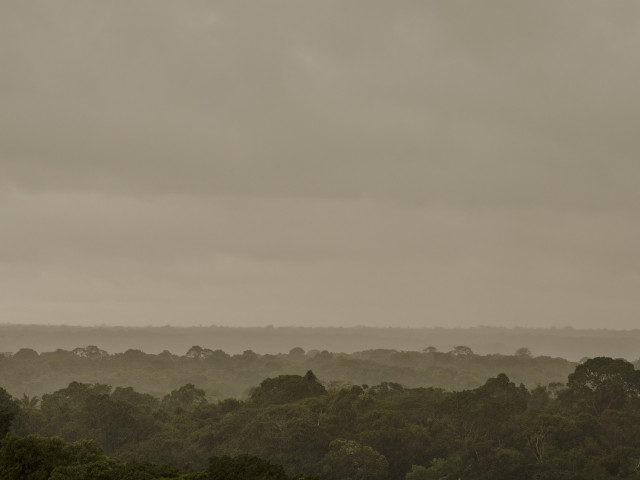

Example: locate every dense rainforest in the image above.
[3,355,640,479]
[0,345,575,399]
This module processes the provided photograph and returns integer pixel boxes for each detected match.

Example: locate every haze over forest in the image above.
[3,325,640,362]
[2,1,640,330]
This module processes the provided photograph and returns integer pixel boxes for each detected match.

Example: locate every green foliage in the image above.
[19,394,40,409]
[405,464,430,480]
[321,439,388,480]
[0,387,19,438]
[162,384,207,412]
[12,348,39,361]
[250,372,327,406]
[206,455,312,480]
[112,387,159,409]
[0,434,102,480]
[0,344,576,400]
[0,434,188,480]
[564,357,640,415]
[405,459,458,480]
[240,404,327,459]
[208,454,295,480]
[480,448,532,480]
[48,458,181,480]
[5,356,640,480]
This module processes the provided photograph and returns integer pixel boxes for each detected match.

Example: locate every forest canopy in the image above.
[0,344,576,399]
[3,356,640,479]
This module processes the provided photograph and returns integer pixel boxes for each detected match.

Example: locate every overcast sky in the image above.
[1,1,639,328]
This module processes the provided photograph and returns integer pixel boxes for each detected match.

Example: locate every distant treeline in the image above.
[0,344,576,399]
[3,324,640,360]
[3,357,640,479]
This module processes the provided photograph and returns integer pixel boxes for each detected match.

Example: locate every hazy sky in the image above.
[1,1,639,328]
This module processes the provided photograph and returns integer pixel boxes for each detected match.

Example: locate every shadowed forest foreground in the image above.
[3,357,640,479]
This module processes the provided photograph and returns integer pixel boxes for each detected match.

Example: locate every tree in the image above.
[0,434,102,480]
[357,409,430,480]
[565,357,640,415]
[321,439,388,480]
[162,384,207,412]
[450,346,474,357]
[235,404,329,472]
[406,459,458,480]
[111,387,158,409]
[80,394,138,453]
[0,434,186,480]
[12,349,39,361]
[250,373,326,406]
[288,347,305,360]
[49,458,184,480]
[39,382,112,438]
[19,394,40,410]
[405,465,430,480]
[515,347,532,357]
[71,346,108,359]
[207,454,290,480]
[0,387,19,437]
[186,346,214,360]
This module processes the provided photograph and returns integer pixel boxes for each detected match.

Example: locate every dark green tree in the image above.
[250,372,326,406]
[565,357,640,415]
[0,434,102,480]
[320,439,388,480]
[207,454,290,480]
[162,384,207,412]
[0,387,19,438]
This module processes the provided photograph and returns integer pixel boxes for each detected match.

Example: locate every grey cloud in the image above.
[1,1,639,209]
[1,1,639,329]
[1,190,639,327]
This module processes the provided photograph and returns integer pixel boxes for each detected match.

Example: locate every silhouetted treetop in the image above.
[250,372,327,406]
